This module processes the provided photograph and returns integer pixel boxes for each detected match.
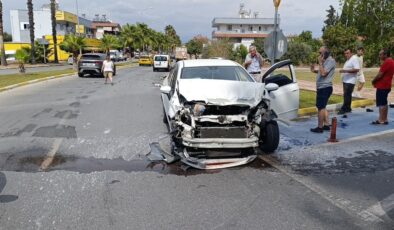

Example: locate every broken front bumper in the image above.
[180,149,257,170]
[182,137,259,149]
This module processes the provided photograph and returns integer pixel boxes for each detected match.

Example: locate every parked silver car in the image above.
[160,59,299,169]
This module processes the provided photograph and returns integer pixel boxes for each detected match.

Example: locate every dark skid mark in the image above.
[109,180,120,184]
[56,98,65,101]
[0,124,37,137]
[0,172,19,203]
[76,95,89,100]
[32,108,52,118]
[33,125,77,139]
[69,102,81,108]
[54,110,79,119]
[87,90,96,94]
[288,149,394,175]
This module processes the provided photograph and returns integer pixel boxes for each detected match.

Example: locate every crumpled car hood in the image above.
[178,79,265,107]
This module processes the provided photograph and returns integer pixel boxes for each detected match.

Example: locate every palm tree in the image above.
[59,35,85,68]
[120,24,136,56]
[100,34,120,54]
[0,0,7,66]
[50,0,58,63]
[15,49,30,73]
[27,0,35,64]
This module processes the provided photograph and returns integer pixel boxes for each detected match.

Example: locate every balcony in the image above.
[212,30,270,39]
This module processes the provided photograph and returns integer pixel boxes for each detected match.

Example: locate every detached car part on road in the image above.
[160,59,299,169]
[78,53,116,77]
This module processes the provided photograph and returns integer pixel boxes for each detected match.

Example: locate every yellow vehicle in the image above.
[139,55,153,66]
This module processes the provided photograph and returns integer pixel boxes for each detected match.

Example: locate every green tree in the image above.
[186,35,208,58]
[251,38,266,58]
[0,0,7,66]
[59,35,86,66]
[281,42,313,65]
[205,39,233,59]
[50,0,59,63]
[322,23,358,63]
[232,44,248,64]
[15,48,30,73]
[27,0,35,64]
[165,25,181,53]
[120,24,137,55]
[293,31,323,52]
[322,5,339,32]
[3,32,11,42]
[100,34,120,54]
[21,41,52,63]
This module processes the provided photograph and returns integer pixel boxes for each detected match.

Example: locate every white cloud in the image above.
[3,0,340,42]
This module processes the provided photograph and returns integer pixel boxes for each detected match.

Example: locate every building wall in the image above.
[10,9,52,43]
[217,24,274,33]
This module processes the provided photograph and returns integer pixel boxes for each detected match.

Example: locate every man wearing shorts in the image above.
[102,55,114,85]
[352,47,365,98]
[371,49,394,125]
[310,46,336,133]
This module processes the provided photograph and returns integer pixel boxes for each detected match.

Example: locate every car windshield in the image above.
[140,56,150,59]
[181,66,254,82]
[82,55,103,60]
[155,56,167,61]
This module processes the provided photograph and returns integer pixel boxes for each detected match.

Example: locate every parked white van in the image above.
[153,54,171,72]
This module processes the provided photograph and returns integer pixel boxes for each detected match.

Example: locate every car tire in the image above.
[78,73,84,77]
[259,120,279,153]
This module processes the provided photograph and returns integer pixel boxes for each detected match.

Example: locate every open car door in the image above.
[262,60,299,120]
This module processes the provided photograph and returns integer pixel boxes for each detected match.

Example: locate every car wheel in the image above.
[259,120,279,153]
[78,73,84,77]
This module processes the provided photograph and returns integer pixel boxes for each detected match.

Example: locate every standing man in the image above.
[310,46,336,133]
[371,49,394,125]
[102,55,115,85]
[244,45,264,82]
[338,48,360,115]
[352,47,366,98]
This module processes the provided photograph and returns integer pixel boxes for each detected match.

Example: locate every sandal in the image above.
[371,120,389,125]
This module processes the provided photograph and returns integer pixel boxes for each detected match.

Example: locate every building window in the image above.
[227,25,232,31]
[259,26,262,31]
[240,24,243,28]
[249,26,253,31]
[20,22,29,30]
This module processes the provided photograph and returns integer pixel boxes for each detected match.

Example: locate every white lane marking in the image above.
[39,110,71,170]
[40,138,63,170]
[259,155,385,223]
[359,193,394,220]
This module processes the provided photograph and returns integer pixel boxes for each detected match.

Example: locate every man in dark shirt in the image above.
[371,49,394,125]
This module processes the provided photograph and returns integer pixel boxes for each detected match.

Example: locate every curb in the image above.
[0,63,67,70]
[0,64,138,93]
[298,99,375,116]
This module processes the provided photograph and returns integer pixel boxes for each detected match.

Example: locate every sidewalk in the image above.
[298,80,394,102]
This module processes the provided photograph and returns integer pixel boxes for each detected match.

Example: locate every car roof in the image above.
[181,59,239,68]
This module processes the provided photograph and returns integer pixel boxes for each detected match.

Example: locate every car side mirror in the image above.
[160,85,171,94]
[265,83,279,92]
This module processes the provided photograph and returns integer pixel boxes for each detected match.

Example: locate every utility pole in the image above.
[272,0,281,65]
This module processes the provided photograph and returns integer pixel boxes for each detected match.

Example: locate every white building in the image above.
[212,4,278,49]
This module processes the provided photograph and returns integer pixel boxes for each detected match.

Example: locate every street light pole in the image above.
[272,0,281,65]
[75,0,80,36]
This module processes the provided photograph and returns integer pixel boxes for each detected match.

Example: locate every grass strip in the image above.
[0,69,76,88]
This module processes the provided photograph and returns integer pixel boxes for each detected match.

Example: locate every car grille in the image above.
[197,126,248,138]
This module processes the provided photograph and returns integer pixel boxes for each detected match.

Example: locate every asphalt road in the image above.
[0,66,393,230]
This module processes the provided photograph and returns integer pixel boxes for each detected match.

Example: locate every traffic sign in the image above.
[264,30,288,61]
[37,38,49,46]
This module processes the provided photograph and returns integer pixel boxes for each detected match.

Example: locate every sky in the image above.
[3,0,341,42]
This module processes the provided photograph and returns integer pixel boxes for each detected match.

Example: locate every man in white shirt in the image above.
[244,46,264,82]
[352,47,365,98]
[338,48,360,115]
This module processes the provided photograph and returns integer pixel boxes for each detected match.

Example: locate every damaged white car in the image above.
[160,59,299,169]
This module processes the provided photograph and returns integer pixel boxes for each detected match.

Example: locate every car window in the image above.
[81,55,103,60]
[169,66,178,96]
[264,65,294,87]
[155,56,168,61]
[181,66,254,82]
